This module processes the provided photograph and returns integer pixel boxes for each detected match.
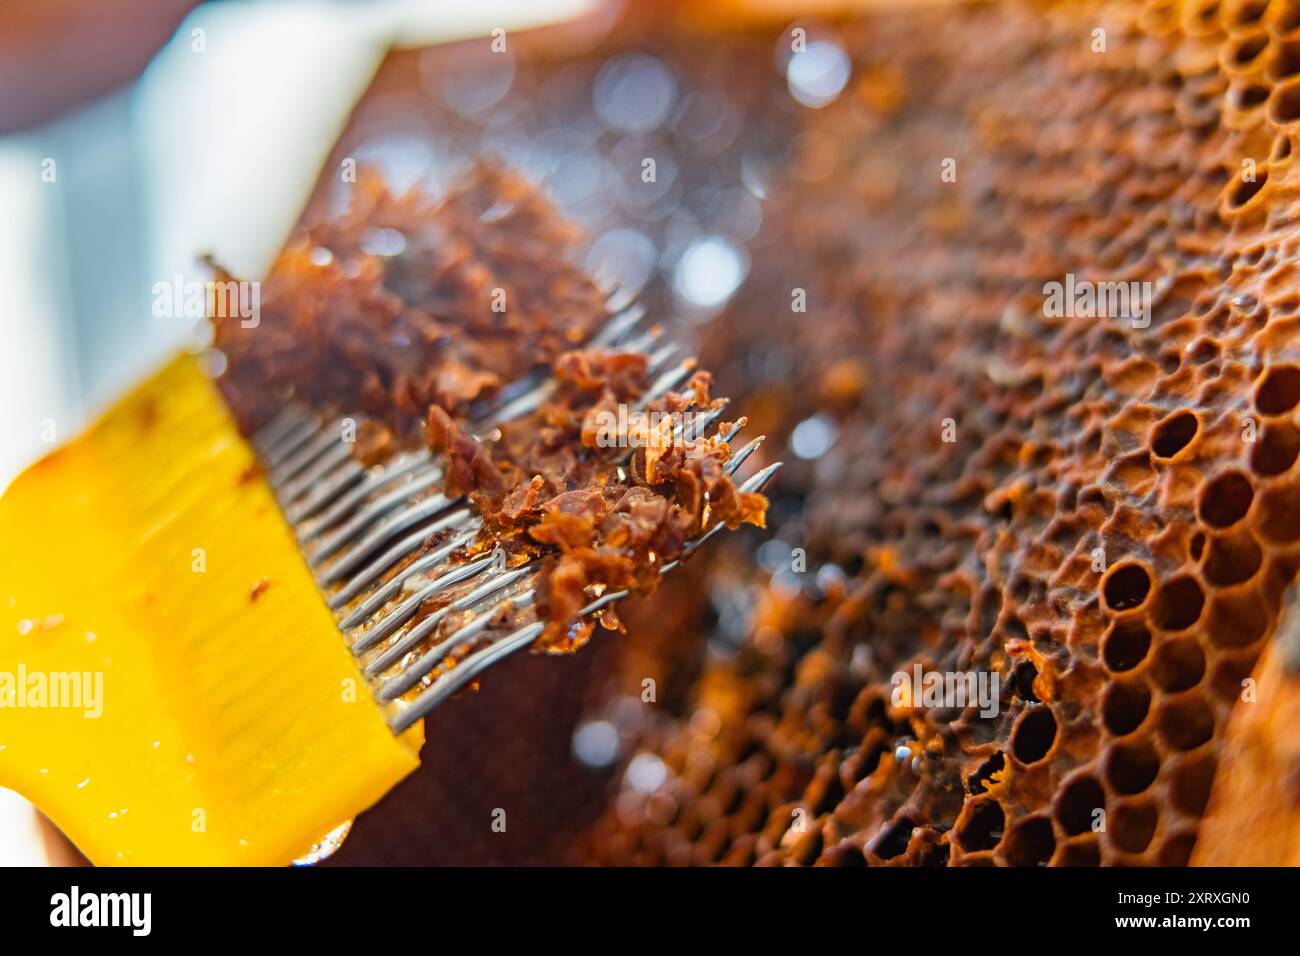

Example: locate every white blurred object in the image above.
[0,0,604,490]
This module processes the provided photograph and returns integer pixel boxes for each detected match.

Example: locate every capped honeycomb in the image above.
[580,0,1300,865]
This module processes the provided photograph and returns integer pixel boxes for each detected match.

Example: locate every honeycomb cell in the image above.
[1150,409,1199,458]
[1201,531,1263,585]
[1150,636,1208,691]
[1198,470,1254,527]
[1104,740,1161,795]
[956,799,1005,852]
[1110,799,1160,853]
[1102,621,1153,672]
[999,816,1055,867]
[1102,679,1152,736]
[1168,751,1218,816]
[1257,483,1300,541]
[1253,363,1300,414]
[1156,692,1217,750]
[1152,575,1206,630]
[1101,562,1153,612]
[1055,774,1107,836]
[1250,420,1300,474]
[1225,30,1269,68]
[1011,706,1057,763]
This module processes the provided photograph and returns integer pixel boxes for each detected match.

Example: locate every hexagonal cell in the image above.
[1250,421,1300,475]
[1011,706,1058,764]
[1150,410,1200,460]
[1201,532,1262,586]
[1104,739,1161,796]
[1151,574,1206,631]
[956,799,1005,852]
[1168,751,1217,816]
[1102,679,1152,736]
[1102,621,1152,672]
[1110,798,1159,854]
[1150,636,1207,691]
[1198,470,1254,528]
[1253,363,1300,415]
[1156,693,1216,752]
[1055,774,1107,837]
[1101,562,1152,612]
[1256,483,1300,543]
[999,815,1056,867]
[1208,590,1269,647]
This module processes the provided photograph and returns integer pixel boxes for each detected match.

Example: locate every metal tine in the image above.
[302,451,434,535]
[640,355,694,404]
[473,300,651,432]
[270,421,345,486]
[574,459,781,618]
[277,441,354,504]
[380,432,775,713]
[377,591,536,702]
[390,621,546,733]
[588,298,646,346]
[284,459,366,523]
[260,416,319,468]
[362,562,537,678]
[336,527,479,625]
[499,433,764,620]
[473,380,556,433]
[326,508,479,602]
[672,459,779,561]
[349,553,497,652]
[313,494,460,582]
[253,408,312,454]
[302,465,444,551]
[615,327,662,359]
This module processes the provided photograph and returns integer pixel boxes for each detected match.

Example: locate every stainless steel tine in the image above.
[336,527,479,626]
[642,356,694,402]
[270,420,346,486]
[377,591,536,702]
[349,553,497,653]
[303,466,444,551]
[277,441,354,504]
[303,451,434,536]
[259,415,319,468]
[676,461,781,559]
[314,495,461,583]
[389,621,546,733]
[570,458,783,618]
[253,408,312,455]
[588,299,646,347]
[285,459,366,523]
[324,507,479,599]
[473,299,649,431]
[362,563,537,678]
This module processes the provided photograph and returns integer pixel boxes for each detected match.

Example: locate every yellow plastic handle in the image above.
[0,354,420,865]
